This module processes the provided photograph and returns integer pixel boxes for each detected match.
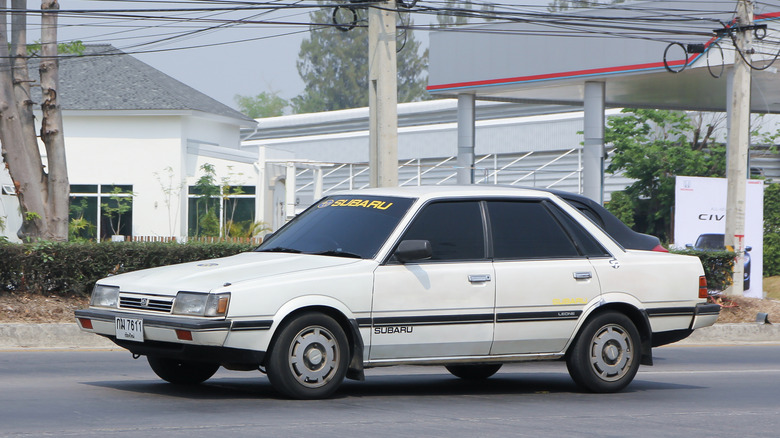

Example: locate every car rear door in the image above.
[488,200,606,354]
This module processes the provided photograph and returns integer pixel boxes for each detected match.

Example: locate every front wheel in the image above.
[445,364,502,380]
[566,312,641,393]
[266,313,349,399]
[147,356,220,385]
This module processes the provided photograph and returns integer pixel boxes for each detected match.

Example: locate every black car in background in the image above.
[686,233,751,290]
[540,189,668,252]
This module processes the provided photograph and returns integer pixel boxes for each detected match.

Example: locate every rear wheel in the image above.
[566,311,641,393]
[266,313,349,399]
[445,364,502,380]
[146,356,220,385]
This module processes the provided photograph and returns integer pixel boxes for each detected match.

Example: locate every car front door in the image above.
[488,200,606,355]
[370,201,496,361]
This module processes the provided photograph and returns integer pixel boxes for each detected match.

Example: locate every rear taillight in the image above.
[78,318,93,329]
[699,276,708,299]
[652,244,669,252]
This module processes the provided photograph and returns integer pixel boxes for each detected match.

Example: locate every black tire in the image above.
[566,311,641,393]
[445,364,502,380]
[266,313,349,400]
[146,356,220,385]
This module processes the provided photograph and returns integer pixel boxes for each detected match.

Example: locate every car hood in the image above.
[98,252,364,295]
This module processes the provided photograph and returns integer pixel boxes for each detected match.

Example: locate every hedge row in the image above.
[0,241,740,298]
[0,241,257,297]
[669,249,736,292]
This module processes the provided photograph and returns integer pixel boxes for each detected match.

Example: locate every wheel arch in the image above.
[572,299,654,366]
[267,299,365,381]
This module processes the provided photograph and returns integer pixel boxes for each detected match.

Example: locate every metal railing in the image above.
[300,149,584,199]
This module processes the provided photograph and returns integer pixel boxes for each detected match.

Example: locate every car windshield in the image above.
[256,196,415,259]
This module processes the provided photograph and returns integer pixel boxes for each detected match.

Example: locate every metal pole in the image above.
[583,81,605,204]
[457,93,476,184]
[725,0,753,296]
[368,0,398,188]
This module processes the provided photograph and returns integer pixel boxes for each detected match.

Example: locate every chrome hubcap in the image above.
[288,326,339,388]
[589,324,633,382]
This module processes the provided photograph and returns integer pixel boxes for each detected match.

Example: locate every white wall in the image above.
[64,114,185,238]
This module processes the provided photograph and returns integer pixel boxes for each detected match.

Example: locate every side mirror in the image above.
[685,244,693,249]
[394,240,432,263]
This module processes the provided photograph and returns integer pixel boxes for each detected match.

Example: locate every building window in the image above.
[69,185,133,241]
[187,186,256,238]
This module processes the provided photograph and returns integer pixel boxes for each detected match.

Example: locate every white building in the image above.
[241,100,780,231]
[1,45,256,242]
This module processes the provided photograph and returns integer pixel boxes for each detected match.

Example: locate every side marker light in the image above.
[175,329,193,341]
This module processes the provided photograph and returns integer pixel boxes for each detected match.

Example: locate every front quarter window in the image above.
[256,196,415,259]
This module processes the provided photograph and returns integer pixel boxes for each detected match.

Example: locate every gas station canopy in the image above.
[427,1,780,113]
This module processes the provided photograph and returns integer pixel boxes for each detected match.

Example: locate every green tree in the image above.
[435,0,496,27]
[548,0,627,11]
[764,183,780,277]
[292,5,428,113]
[191,164,221,238]
[604,109,726,242]
[101,187,134,237]
[234,91,288,118]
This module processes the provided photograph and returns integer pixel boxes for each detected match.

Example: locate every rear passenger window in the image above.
[487,201,580,259]
[401,201,485,261]
[550,204,611,257]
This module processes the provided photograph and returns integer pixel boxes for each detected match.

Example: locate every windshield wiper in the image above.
[258,247,302,254]
[312,250,363,259]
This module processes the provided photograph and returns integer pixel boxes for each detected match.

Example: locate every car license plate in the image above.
[115,317,144,342]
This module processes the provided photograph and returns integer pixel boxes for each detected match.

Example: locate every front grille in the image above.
[119,295,173,313]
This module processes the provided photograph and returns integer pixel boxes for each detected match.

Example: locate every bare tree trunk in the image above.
[40,0,68,241]
[11,0,40,161]
[0,1,48,239]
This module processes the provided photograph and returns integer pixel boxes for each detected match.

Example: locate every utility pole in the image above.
[725,0,753,296]
[368,0,398,188]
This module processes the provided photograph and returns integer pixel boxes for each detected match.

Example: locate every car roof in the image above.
[329,185,661,250]
[331,185,556,201]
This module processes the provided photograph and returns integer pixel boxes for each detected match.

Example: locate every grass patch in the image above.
[765,276,780,301]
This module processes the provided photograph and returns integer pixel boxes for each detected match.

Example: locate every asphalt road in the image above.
[1,345,779,437]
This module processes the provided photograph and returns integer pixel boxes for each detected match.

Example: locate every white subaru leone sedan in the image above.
[76,186,719,399]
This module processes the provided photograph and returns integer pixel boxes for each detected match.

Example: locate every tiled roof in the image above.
[35,44,253,123]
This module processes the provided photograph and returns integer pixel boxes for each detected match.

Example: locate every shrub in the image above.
[0,241,256,297]
[669,248,735,292]
[765,182,780,277]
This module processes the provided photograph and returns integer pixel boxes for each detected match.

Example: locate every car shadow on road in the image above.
[81,370,702,400]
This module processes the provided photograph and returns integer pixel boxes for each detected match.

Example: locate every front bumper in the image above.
[74,308,269,365]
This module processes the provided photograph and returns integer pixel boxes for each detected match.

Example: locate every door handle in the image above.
[573,271,592,280]
[468,274,492,283]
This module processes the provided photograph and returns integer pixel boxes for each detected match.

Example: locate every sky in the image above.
[30,0,765,112]
[40,0,553,111]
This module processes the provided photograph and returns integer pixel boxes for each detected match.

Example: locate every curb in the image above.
[0,323,115,350]
[1,323,779,351]
[673,323,780,345]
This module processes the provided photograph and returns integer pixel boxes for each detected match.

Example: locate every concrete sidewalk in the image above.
[1,322,779,350]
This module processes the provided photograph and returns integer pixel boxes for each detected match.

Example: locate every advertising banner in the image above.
[674,176,764,298]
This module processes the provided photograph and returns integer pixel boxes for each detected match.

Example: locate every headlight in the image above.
[90,284,119,308]
[172,292,230,317]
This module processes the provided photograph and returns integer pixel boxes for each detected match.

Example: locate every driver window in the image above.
[401,201,485,261]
